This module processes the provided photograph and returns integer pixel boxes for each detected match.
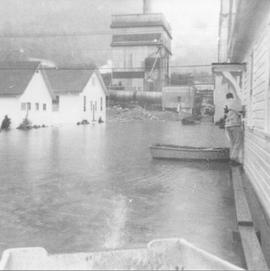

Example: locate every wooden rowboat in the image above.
[150,144,230,161]
[0,239,242,270]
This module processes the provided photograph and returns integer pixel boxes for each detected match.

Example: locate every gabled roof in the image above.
[39,68,56,100]
[228,1,270,62]
[0,61,40,96]
[45,68,108,95]
[45,69,94,94]
[95,70,109,96]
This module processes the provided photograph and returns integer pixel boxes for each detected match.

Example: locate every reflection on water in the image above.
[104,194,128,249]
[0,121,241,265]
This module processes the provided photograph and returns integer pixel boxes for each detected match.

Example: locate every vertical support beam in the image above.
[143,0,151,14]
[227,0,233,47]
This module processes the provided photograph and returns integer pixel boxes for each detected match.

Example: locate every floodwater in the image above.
[0,121,242,266]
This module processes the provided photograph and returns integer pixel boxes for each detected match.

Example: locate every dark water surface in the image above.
[0,121,242,266]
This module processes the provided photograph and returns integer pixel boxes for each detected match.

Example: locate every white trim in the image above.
[222,71,242,99]
[266,24,270,133]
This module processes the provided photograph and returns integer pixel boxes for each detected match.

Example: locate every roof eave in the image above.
[93,70,109,96]
[228,1,270,62]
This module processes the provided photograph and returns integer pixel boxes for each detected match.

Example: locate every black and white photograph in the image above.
[0,0,269,270]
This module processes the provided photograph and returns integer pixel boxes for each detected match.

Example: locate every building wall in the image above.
[53,94,81,124]
[20,71,53,126]
[111,14,171,92]
[238,11,270,264]
[215,1,270,263]
[241,12,270,210]
[80,72,107,122]
[112,45,168,91]
[112,46,158,69]
[0,71,53,128]
[53,73,106,124]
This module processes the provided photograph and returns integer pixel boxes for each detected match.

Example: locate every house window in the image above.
[21,103,27,111]
[100,97,103,111]
[83,96,86,112]
[43,103,47,111]
[54,95,59,104]
[35,103,39,111]
[27,102,31,111]
[90,101,93,111]
[52,95,59,112]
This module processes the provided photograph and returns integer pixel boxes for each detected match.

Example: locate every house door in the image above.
[91,101,97,122]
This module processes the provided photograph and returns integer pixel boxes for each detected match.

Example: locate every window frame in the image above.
[247,51,254,128]
[100,97,103,111]
[21,103,26,111]
[83,96,86,112]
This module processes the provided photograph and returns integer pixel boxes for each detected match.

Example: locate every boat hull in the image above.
[150,144,230,161]
[0,238,243,270]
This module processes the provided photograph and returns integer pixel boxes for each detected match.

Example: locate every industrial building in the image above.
[110,0,172,92]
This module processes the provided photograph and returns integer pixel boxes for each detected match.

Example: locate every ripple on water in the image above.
[0,122,241,266]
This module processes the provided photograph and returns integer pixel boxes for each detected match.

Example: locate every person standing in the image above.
[224,92,243,166]
[0,115,11,131]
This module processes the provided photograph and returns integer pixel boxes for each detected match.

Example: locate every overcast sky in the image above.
[151,0,220,65]
[0,0,220,67]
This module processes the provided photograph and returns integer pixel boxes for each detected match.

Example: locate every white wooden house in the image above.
[0,61,54,128]
[213,0,270,263]
[46,69,108,124]
[0,62,108,128]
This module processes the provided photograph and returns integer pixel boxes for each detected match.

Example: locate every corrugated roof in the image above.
[45,69,94,94]
[0,61,40,96]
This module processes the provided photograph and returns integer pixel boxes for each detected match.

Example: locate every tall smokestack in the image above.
[143,0,151,13]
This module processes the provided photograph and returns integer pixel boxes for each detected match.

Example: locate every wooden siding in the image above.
[250,24,269,130]
[244,129,270,219]
[242,17,270,221]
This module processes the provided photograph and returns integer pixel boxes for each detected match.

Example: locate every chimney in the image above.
[143,0,151,14]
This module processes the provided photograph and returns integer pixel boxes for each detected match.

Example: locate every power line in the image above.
[0,31,112,38]
[0,64,213,71]
[0,26,219,38]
